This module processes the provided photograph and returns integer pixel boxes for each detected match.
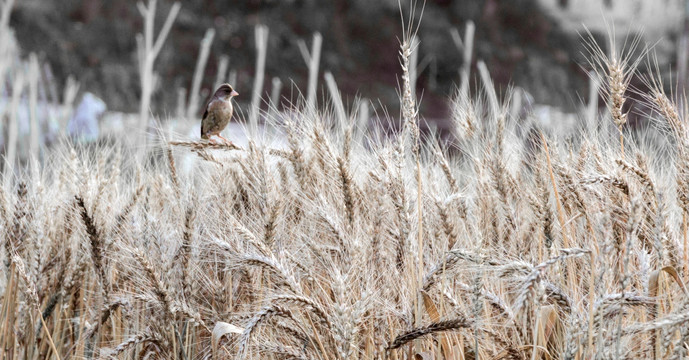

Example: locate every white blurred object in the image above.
[539,0,682,39]
[533,104,578,135]
[67,92,106,142]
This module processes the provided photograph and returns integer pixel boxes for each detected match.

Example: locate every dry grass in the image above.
[4,9,689,360]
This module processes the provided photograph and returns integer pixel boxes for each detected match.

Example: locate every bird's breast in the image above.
[209,99,233,119]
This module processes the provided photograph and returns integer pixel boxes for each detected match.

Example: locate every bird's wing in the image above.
[201,101,211,136]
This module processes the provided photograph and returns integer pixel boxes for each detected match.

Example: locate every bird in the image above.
[201,83,239,144]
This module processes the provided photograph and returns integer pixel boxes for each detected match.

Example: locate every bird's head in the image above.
[214,83,239,100]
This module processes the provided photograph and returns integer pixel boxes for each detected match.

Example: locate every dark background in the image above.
[9,0,660,123]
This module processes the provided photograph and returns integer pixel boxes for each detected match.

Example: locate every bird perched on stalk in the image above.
[201,83,239,144]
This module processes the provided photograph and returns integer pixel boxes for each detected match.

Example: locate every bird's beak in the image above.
[231,90,239,97]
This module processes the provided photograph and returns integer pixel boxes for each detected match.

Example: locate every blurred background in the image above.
[0,0,687,164]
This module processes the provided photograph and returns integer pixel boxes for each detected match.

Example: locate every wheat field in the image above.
[4,4,689,359]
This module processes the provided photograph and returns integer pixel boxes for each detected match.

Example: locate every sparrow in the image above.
[201,83,239,144]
